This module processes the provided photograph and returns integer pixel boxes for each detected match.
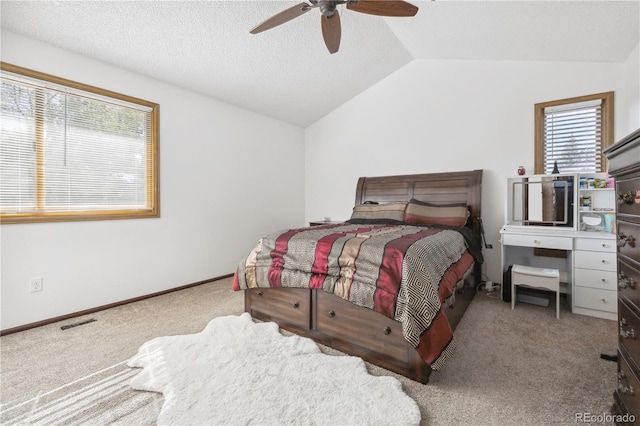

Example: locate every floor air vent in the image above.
[61,318,97,330]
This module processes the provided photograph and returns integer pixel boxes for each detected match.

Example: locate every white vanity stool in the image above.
[511,264,561,319]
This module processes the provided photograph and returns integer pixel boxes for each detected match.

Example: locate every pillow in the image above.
[350,202,407,222]
[403,199,469,227]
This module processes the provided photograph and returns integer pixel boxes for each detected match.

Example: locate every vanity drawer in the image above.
[574,287,616,313]
[617,176,640,217]
[574,268,617,291]
[574,237,616,253]
[502,233,572,250]
[574,250,617,271]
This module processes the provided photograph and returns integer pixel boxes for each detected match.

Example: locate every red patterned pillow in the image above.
[403,199,469,227]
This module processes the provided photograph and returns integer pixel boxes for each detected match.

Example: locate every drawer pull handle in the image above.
[619,384,635,395]
[620,327,636,339]
[292,302,299,308]
[383,326,391,335]
[328,310,335,317]
[257,291,263,296]
[618,232,636,248]
[618,190,640,206]
[619,272,637,289]
[533,239,541,244]
[602,243,609,248]
[601,278,607,282]
[601,260,607,264]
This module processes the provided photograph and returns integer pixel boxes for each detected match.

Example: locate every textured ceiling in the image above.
[1,0,639,128]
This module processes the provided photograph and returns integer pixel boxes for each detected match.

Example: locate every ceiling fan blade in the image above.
[250,2,315,34]
[346,0,418,17]
[321,11,341,54]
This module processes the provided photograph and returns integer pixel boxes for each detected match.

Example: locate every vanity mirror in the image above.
[506,173,576,230]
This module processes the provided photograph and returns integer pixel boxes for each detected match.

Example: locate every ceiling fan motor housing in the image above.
[318,0,338,17]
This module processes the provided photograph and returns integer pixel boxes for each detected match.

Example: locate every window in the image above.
[0,63,159,224]
[534,92,614,174]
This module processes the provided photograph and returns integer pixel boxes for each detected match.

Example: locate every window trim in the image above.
[0,62,160,224]
[534,91,614,175]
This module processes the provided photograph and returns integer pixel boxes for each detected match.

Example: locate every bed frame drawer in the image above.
[313,290,412,370]
[245,288,311,334]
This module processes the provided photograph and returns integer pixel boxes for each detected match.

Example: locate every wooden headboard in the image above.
[354,169,483,245]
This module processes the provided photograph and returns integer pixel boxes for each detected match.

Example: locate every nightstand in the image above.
[309,220,343,226]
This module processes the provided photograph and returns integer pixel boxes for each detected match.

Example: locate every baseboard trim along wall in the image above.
[0,273,234,336]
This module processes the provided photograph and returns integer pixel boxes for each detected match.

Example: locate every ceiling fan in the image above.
[250,0,419,54]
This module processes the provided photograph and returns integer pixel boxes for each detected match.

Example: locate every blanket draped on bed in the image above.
[233,223,478,370]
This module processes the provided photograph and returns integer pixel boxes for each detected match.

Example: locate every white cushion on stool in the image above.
[511,264,560,319]
[511,265,560,290]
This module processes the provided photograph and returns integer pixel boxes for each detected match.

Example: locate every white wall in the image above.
[305,57,635,284]
[0,31,306,330]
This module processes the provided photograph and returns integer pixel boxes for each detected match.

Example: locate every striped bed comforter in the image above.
[233,222,479,370]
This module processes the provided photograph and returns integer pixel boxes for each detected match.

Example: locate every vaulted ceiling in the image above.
[1,0,638,127]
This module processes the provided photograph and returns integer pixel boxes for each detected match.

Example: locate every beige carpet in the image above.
[0,278,617,425]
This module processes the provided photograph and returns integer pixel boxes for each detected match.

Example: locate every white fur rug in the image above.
[128,312,420,425]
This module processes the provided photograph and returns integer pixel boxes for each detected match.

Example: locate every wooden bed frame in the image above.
[244,169,483,384]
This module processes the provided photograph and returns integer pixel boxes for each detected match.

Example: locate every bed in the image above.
[233,169,483,384]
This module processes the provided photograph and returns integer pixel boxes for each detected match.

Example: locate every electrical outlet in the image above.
[30,277,43,293]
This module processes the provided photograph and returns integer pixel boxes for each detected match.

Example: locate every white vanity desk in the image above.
[500,227,617,320]
[501,172,617,321]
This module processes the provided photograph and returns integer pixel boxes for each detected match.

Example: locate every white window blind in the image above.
[1,66,158,222]
[543,99,602,174]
